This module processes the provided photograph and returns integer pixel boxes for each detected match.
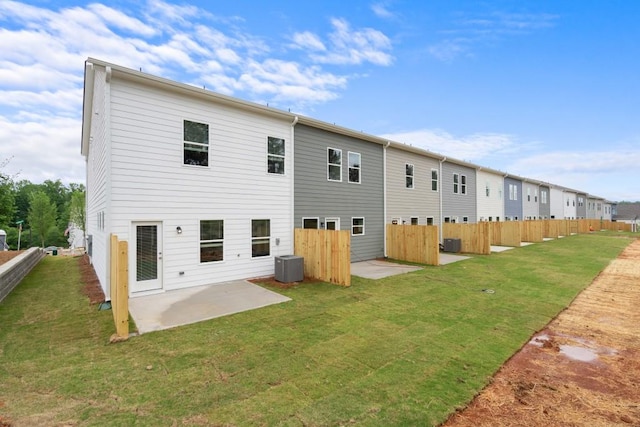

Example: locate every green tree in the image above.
[27,191,58,248]
[69,190,86,238]
[0,158,16,227]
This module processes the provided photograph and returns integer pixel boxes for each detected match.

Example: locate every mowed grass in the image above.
[0,233,634,426]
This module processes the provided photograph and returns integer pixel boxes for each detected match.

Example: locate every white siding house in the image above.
[563,189,578,219]
[475,168,504,222]
[522,180,540,220]
[82,59,296,299]
[549,186,564,219]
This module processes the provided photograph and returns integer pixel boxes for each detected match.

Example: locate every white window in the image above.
[451,217,458,224]
[542,190,547,204]
[302,218,319,229]
[410,217,419,225]
[348,152,361,184]
[267,137,285,174]
[325,217,340,230]
[453,173,459,194]
[431,169,438,191]
[509,184,514,200]
[352,217,364,235]
[251,219,270,257]
[486,182,490,197]
[406,163,414,188]
[183,120,209,166]
[461,175,467,195]
[426,217,434,226]
[463,216,469,223]
[444,217,451,223]
[527,188,531,202]
[535,189,538,202]
[327,148,342,181]
[200,220,223,263]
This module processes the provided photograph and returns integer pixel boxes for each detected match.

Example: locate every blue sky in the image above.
[1,0,639,201]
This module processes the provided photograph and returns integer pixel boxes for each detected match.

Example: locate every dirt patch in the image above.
[78,255,105,305]
[0,250,24,266]
[443,239,640,427]
[249,275,317,289]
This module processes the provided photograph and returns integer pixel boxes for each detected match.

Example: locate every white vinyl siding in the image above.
[476,170,503,223]
[107,75,293,291]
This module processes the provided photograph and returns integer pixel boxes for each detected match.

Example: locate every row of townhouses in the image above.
[81,58,615,299]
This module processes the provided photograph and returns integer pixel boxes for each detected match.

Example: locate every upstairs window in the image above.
[327,148,342,181]
[527,188,531,202]
[405,163,414,188]
[184,120,209,166]
[453,173,459,194]
[431,169,438,191]
[535,189,538,202]
[461,175,467,195]
[486,182,490,197]
[348,152,361,183]
[200,220,223,263]
[267,137,285,174]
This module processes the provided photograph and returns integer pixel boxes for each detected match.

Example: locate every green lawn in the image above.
[0,233,634,426]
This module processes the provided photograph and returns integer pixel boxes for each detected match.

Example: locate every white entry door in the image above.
[131,222,163,293]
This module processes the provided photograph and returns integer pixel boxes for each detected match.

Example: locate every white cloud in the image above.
[381,128,519,163]
[428,10,558,61]
[371,2,396,20]
[291,31,326,51]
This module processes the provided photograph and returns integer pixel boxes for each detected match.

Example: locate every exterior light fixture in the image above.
[176,226,182,234]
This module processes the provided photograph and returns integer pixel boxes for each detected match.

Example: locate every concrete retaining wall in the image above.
[0,248,46,303]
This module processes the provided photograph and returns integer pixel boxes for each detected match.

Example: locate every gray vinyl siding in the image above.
[386,147,440,226]
[504,177,523,220]
[294,124,384,261]
[441,162,476,223]
[539,185,550,219]
[576,193,587,218]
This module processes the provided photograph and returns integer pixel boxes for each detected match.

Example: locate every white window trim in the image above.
[405,163,414,189]
[200,219,224,264]
[327,147,342,182]
[453,173,459,194]
[325,217,340,230]
[410,217,419,225]
[431,168,438,192]
[426,216,434,226]
[348,151,361,184]
[463,216,469,223]
[267,136,286,175]
[461,174,467,195]
[183,119,210,168]
[302,217,319,229]
[444,217,451,223]
[351,217,365,236]
[251,219,271,258]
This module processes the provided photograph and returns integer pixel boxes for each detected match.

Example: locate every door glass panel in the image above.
[136,225,157,281]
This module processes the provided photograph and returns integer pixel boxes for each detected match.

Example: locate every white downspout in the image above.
[439,157,446,243]
[290,115,298,255]
[383,140,391,257]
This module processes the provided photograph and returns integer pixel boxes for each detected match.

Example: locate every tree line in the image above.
[1,159,85,250]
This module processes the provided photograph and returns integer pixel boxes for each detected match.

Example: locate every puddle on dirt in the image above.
[559,345,598,362]
[529,333,549,347]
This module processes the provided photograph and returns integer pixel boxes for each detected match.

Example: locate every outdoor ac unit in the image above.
[443,238,461,253]
[275,255,304,283]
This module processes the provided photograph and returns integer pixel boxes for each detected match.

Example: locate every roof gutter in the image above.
[290,115,299,255]
[81,61,95,157]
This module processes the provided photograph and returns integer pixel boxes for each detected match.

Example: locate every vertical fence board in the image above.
[109,234,129,340]
[443,223,491,255]
[294,229,351,287]
[386,225,439,265]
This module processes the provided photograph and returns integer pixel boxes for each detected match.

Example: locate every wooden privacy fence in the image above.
[386,224,440,265]
[577,219,631,232]
[294,228,351,287]
[442,222,491,255]
[520,220,545,243]
[110,234,129,340]
[490,221,521,247]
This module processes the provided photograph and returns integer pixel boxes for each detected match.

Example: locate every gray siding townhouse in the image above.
[576,192,587,218]
[539,184,551,219]
[294,123,385,262]
[504,176,523,220]
[441,160,477,224]
[386,145,441,227]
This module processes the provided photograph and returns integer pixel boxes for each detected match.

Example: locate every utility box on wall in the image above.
[275,255,304,283]
[443,238,461,253]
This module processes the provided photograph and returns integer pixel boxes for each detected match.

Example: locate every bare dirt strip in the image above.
[443,238,640,427]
